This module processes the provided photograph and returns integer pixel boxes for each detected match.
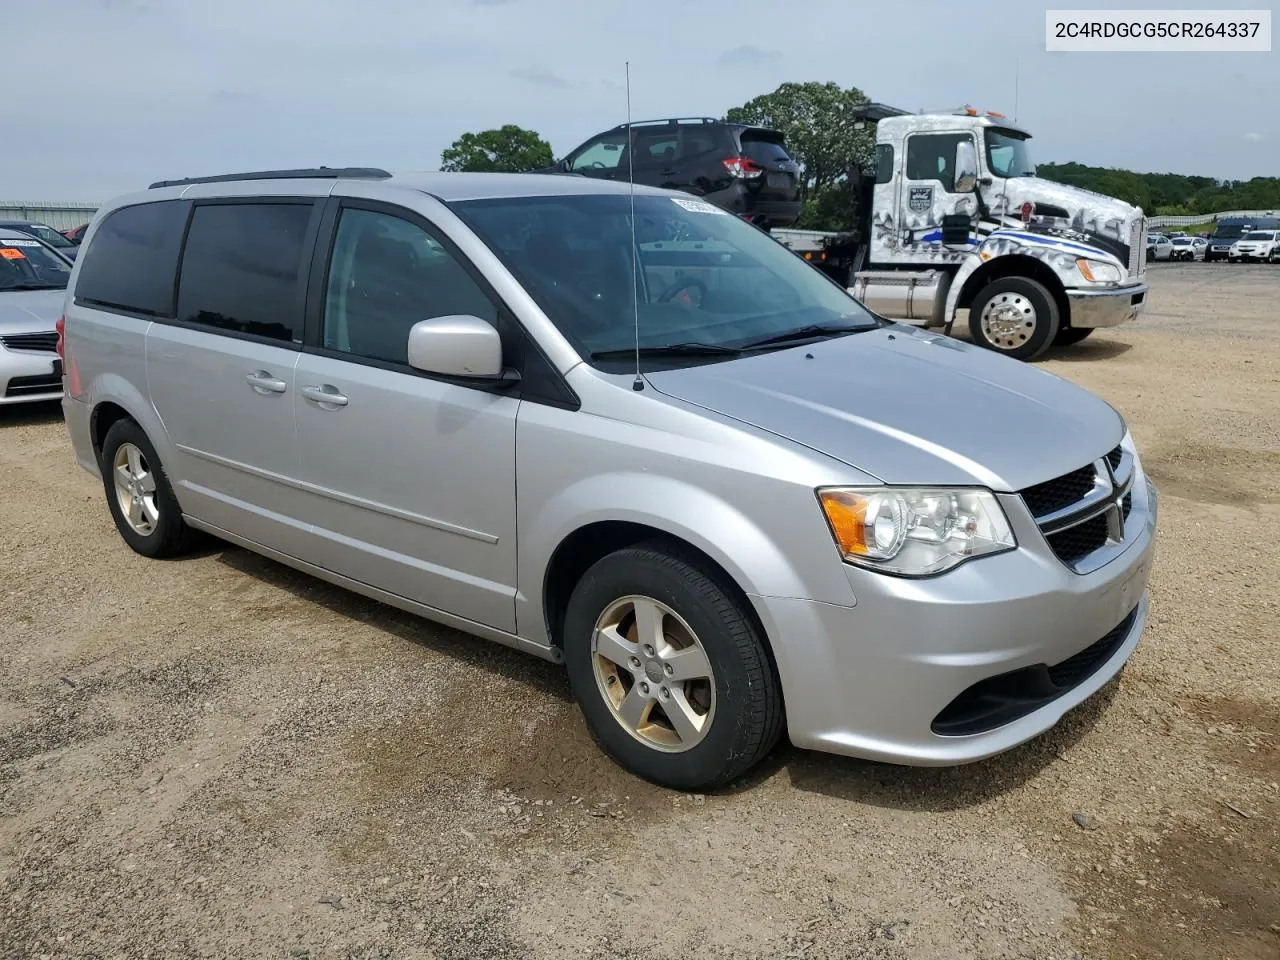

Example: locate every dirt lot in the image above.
[2,262,1277,960]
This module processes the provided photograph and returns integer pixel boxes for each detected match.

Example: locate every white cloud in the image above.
[1243,132,1263,143]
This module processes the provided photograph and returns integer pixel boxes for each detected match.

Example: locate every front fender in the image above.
[517,471,847,646]
[945,232,1119,324]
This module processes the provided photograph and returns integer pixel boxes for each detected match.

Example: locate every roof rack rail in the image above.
[148,166,393,189]
[610,117,720,131]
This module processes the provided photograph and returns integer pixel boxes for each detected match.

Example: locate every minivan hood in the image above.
[644,326,1124,491]
[0,289,64,334]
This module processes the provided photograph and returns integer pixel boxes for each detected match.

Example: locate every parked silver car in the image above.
[1,228,71,405]
[61,169,1157,789]
[1168,235,1207,261]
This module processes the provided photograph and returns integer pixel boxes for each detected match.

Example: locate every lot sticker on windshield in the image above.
[671,198,728,216]
[0,248,28,260]
[0,238,40,247]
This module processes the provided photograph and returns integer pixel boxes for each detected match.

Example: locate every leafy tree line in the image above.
[1034,162,1280,217]
[438,83,1277,226]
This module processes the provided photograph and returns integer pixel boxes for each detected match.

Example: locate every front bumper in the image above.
[1067,282,1147,329]
[753,472,1158,765]
[0,347,62,405]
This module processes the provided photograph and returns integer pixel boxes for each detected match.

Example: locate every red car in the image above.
[62,223,90,245]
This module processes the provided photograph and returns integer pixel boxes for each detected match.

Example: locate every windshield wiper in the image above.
[592,342,745,360]
[735,322,869,350]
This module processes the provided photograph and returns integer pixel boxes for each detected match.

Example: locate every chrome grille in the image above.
[0,331,58,353]
[1128,219,1147,277]
[1020,445,1134,573]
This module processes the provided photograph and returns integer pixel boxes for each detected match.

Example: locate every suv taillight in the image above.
[56,315,66,361]
[722,156,764,179]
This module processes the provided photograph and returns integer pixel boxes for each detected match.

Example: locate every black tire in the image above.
[99,418,197,558]
[1053,327,1094,346]
[968,276,1060,361]
[562,541,783,790]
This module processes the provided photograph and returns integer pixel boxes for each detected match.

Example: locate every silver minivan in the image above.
[61,168,1157,790]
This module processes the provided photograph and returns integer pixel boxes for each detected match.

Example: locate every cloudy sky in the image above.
[3,0,1275,200]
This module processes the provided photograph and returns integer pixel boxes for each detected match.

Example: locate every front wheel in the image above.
[562,542,783,790]
[1053,327,1094,346]
[968,276,1060,361]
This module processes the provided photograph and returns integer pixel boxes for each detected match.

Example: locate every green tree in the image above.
[726,81,874,228]
[440,125,554,173]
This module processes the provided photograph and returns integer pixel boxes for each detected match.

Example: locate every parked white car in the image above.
[1168,235,1206,261]
[1229,230,1279,263]
[1146,234,1173,261]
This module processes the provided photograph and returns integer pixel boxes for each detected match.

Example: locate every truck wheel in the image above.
[1054,327,1094,346]
[969,277,1060,361]
[562,541,783,791]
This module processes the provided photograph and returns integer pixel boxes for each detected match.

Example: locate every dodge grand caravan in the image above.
[61,168,1157,790]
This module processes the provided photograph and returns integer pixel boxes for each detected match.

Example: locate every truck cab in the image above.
[778,105,1149,360]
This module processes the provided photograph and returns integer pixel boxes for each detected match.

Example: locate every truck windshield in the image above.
[1211,225,1247,239]
[451,193,878,367]
[985,129,1035,178]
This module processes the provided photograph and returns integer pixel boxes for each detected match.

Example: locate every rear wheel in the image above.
[100,419,197,558]
[968,276,1060,361]
[562,542,783,790]
[1053,327,1094,346]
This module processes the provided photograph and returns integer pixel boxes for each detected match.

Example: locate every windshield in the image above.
[1170,236,1190,244]
[1243,231,1275,241]
[0,239,72,290]
[985,128,1035,178]
[451,193,878,366]
[1211,225,1247,240]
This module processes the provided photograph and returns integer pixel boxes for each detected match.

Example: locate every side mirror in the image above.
[954,140,979,194]
[406,315,503,380]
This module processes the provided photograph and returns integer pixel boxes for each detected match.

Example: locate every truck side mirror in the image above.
[954,141,978,194]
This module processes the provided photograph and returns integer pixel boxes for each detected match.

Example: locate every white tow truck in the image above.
[773,103,1150,360]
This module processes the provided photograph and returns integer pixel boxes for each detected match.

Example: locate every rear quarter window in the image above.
[74,200,189,316]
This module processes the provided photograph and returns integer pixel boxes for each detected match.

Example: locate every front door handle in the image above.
[301,384,349,407]
[246,370,287,394]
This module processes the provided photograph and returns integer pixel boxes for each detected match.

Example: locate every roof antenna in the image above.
[1014,57,1020,123]
[626,61,644,392]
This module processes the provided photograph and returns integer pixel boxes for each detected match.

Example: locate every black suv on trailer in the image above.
[546,118,802,228]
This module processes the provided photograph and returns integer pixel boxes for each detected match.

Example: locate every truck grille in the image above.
[0,331,59,353]
[1020,445,1135,572]
[1128,219,1147,277]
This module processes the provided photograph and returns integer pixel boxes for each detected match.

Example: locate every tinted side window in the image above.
[905,133,971,191]
[323,208,498,366]
[176,203,312,343]
[875,143,895,184]
[632,131,679,167]
[75,201,188,316]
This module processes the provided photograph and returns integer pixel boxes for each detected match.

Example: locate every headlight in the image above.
[817,487,1016,577]
[1076,258,1122,284]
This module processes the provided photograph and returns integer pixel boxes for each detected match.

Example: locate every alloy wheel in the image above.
[591,595,716,753]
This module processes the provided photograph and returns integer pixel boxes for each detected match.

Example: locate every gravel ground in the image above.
[1,262,1276,960]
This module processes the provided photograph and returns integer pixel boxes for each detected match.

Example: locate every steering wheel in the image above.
[586,161,607,170]
[657,277,709,305]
